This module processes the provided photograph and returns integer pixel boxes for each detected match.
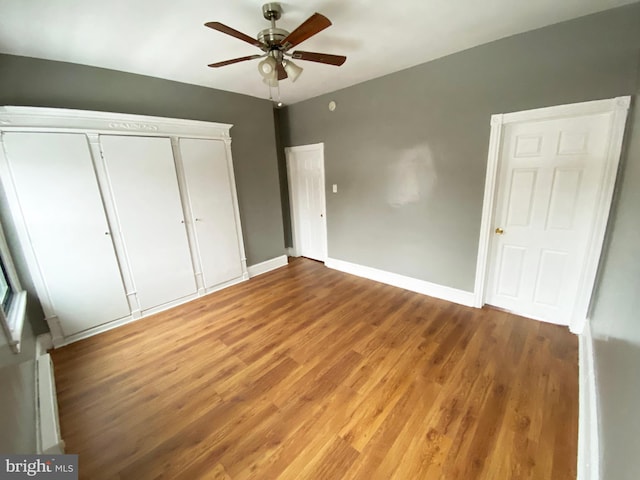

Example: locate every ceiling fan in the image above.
[205,2,346,85]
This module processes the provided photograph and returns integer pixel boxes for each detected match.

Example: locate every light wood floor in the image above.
[51,257,578,480]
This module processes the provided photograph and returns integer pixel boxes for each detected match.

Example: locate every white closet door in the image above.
[100,135,196,310]
[179,138,243,288]
[3,132,129,335]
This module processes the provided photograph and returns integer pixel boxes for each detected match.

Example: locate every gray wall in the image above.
[280,3,640,292]
[281,3,640,478]
[0,54,285,332]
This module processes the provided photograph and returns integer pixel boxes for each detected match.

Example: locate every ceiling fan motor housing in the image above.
[258,28,289,49]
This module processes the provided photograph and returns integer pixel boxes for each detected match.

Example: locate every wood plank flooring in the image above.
[51,257,578,480]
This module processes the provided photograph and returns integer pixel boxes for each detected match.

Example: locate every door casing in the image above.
[474,96,630,333]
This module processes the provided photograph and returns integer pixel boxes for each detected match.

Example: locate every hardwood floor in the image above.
[51,257,578,479]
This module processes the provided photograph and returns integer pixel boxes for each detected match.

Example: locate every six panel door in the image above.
[100,135,197,310]
[179,138,243,289]
[287,146,327,261]
[3,132,130,335]
[486,113,611,325]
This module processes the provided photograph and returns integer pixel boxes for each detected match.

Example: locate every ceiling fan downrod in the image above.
[258,3,289,51]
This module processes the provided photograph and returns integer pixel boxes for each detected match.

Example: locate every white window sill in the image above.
[5,290,27,353]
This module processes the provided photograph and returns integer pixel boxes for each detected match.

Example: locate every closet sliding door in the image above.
[179,138,243,288]
[100,135,196,310]
[2,133,130,335]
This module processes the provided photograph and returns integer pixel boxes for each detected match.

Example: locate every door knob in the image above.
[495,227,504,235]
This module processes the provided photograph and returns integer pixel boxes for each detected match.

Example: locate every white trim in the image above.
[473,113,504,308]
[35,353,64,455]
[171,137,205,294]
[0,202,26,353]
[247,255,288,277]
[3,291,26,350]
[326,257,475,307]
[286,247,297,257]
[474,96,630,330]
[501,97,629,124]
[89,133,141,315]
[577,320,599,480]
[0,106,232,139]
[569,97,630,333]
[285,143,328,261]
[222,136,250,280]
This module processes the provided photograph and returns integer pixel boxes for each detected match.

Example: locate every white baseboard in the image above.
[286,247,297,257]
[578,320,599,480]
[248,255,288,278]
[36,353,64,454]
[325,257,475,307]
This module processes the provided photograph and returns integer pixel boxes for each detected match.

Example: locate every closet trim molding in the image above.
[0,106,233,139]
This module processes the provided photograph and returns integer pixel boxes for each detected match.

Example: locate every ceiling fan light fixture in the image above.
[205,3,347,93]
[263,77,279,88]
[258,56,277,80]
[283,60,303,82]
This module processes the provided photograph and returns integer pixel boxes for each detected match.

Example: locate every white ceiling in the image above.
[0,0,636,105]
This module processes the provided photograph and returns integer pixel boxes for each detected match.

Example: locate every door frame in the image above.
[285,143,328,261]
[473,96,630,333]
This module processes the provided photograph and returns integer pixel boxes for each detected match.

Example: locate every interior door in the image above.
[179,138,243,288]
[100,135,196,310]
[3,132,130,335]
[286,144,327,261]
[486,113,612,325]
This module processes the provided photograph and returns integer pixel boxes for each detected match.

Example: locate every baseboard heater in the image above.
[36,353,65,454]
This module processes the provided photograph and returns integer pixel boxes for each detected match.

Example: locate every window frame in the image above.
[0,221,27,353]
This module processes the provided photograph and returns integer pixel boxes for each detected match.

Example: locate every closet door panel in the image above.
[3,132,130,335]
[100,136,196,310]
[180,138,243,287]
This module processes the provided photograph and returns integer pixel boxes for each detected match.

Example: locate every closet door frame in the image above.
[174,137,246,294]
[0,106,248,346]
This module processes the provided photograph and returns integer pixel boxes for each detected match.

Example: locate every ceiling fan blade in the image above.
[205,22,265,48]
[276,62,288,80]
[291,51,346,66]
[208,55,263,68]
[281,13,332,49]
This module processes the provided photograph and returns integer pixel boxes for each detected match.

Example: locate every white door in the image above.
[179,138,243,288]
[3,132,130,335]
[286,144,327,261]
[486,112,614,325]
[100,135,196,310]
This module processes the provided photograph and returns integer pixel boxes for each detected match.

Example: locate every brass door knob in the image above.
[495,227,504,235]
